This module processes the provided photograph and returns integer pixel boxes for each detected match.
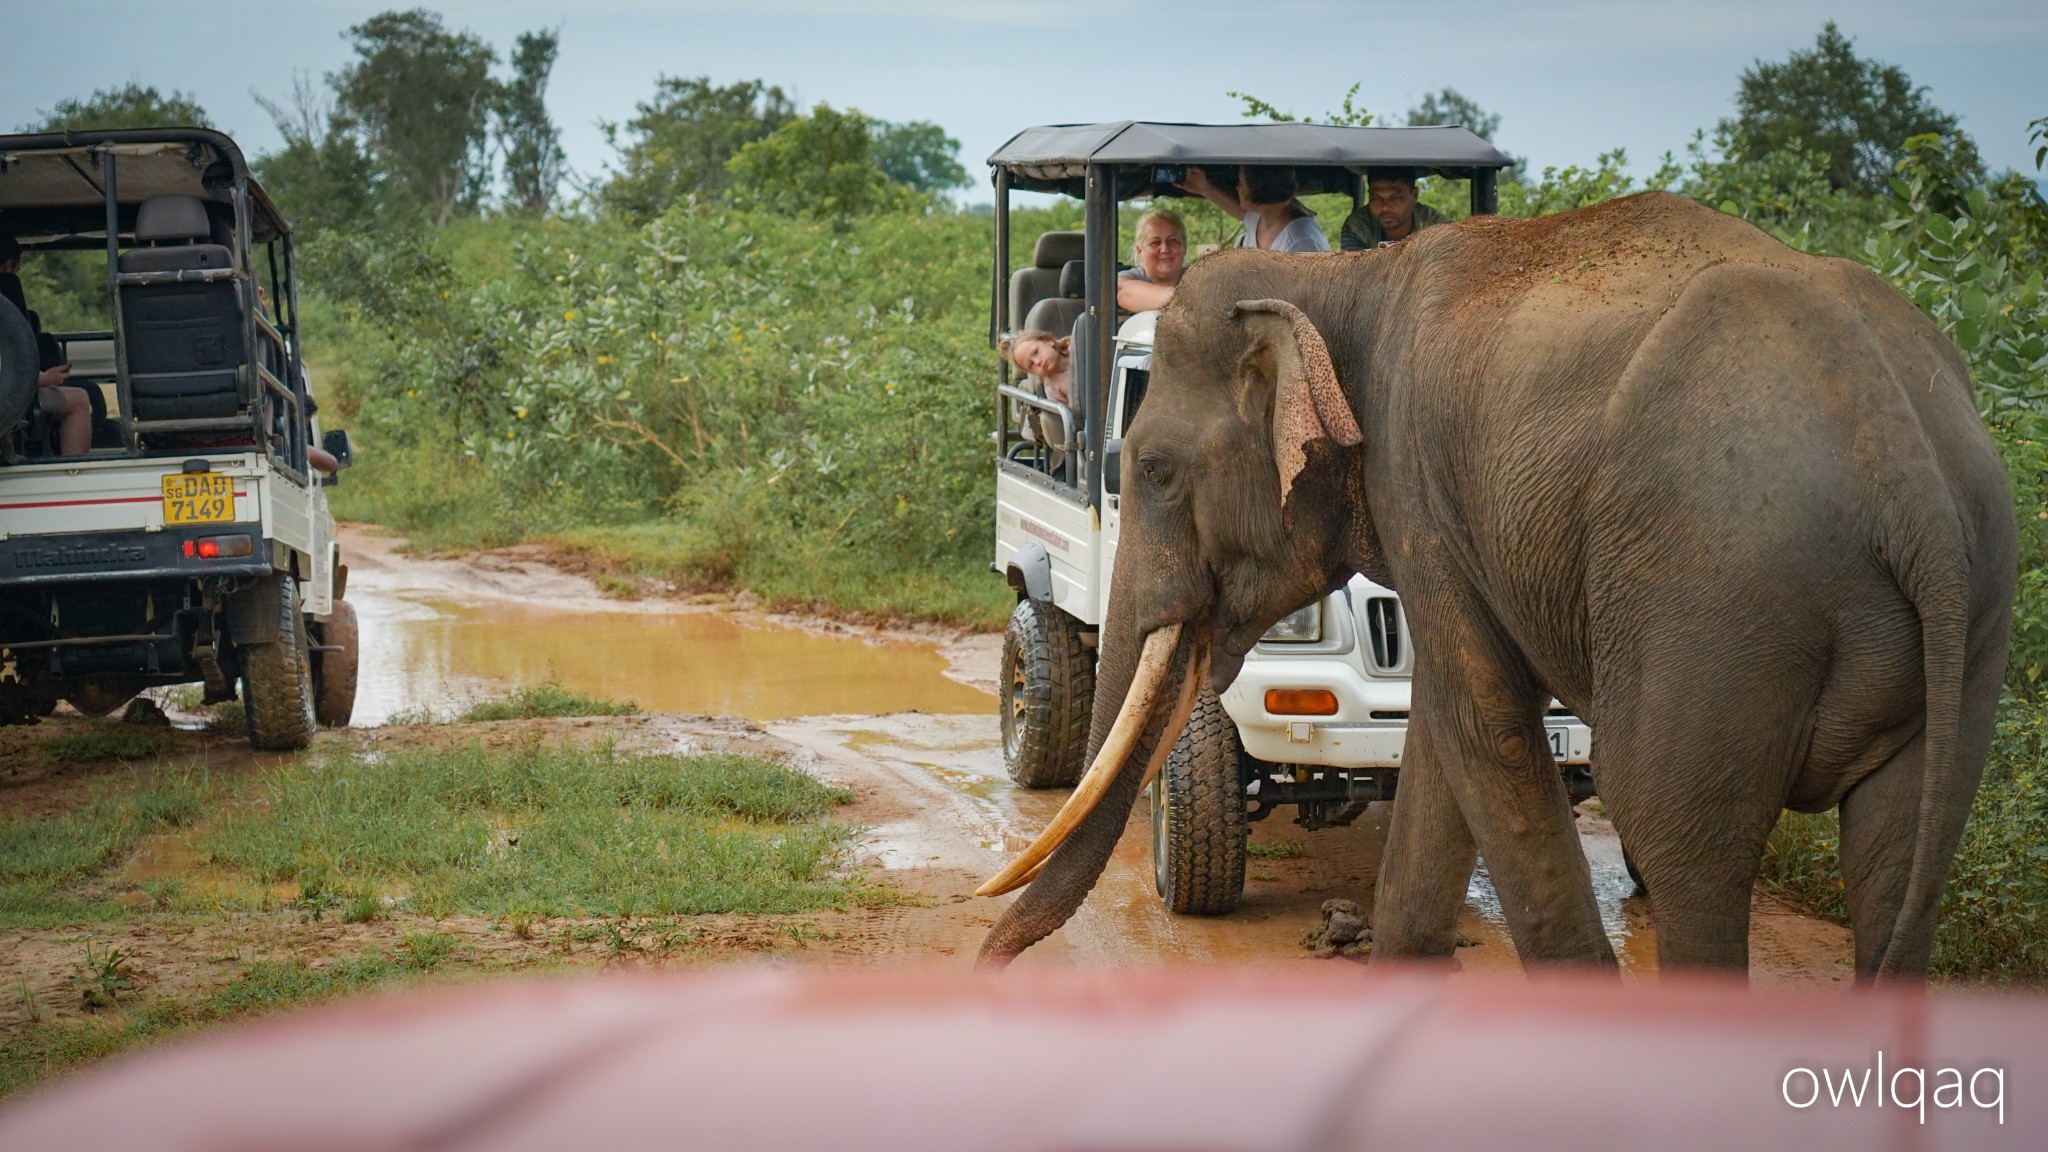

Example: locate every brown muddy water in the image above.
[343,529,993,724]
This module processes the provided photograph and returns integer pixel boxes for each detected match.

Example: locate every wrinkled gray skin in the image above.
[978,193,2015,979]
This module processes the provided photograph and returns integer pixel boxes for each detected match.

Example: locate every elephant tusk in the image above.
[976,623,1183,897]
[1137,642,1207,795]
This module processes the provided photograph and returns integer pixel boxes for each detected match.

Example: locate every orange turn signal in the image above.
[1264,688,1338,716]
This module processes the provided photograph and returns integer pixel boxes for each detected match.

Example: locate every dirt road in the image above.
[0,526,1855,1047]
[339,525,1854,981]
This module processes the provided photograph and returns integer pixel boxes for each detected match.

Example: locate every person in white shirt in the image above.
[1179,165,1330,253]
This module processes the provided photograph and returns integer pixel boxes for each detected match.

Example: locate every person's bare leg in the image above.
[59,386,91,455]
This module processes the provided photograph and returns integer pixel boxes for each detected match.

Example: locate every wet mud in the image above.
[767,711,1854,983]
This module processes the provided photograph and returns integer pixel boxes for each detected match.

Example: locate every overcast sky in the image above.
[4,0,2043,199]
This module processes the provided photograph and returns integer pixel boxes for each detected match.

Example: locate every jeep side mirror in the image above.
[1103,438,1122,496]
[321,429,353,468]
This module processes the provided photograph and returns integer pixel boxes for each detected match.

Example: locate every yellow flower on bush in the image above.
[564,310,576,321]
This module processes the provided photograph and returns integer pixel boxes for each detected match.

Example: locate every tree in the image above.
[1229,82,1373,126]
[1728,21,1977,194]
[870,120,967,194]
[252,73,384,234]
[1405,87,1499,141]
[26,83,210,132]
[726,104,908,218]
[331,8,498,227]
[1406,85,1523,184]
[600,77,795,221]
[497,29,566,215]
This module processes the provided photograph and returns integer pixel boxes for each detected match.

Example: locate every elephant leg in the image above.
[1586,649,1808,972]
[1370,708,1475,959]
[1396,590,1614,968]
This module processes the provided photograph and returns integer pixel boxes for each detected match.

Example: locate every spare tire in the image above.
[0,295,36,432]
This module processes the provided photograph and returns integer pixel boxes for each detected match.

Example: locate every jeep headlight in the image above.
[1261,602,1322,643]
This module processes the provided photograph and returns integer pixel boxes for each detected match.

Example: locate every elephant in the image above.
[975,192,2015,980]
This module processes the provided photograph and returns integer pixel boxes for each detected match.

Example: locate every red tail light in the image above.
[187,535,254,560]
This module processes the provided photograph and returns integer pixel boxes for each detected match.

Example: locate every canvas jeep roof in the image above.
[0,127,289,249]
[988,121,1516,197]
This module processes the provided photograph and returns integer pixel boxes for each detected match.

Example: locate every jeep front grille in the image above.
[1363,596,1404,674]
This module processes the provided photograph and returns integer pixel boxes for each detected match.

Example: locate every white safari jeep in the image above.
[0,128,357,748]
[987,122,1591,915]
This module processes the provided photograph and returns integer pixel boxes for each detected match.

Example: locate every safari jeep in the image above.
[0,127,357,748]
[987,122,1592,914]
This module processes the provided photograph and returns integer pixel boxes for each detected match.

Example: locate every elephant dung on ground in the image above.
[977,192,2014,980]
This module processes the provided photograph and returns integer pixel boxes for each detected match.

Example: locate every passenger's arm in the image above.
[1177,168,1244,219]
[1117,277,1176,312]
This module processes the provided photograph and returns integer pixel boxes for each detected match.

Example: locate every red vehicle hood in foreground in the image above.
[0,966,2039,1151]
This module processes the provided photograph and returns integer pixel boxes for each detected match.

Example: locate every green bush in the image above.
[316,199,1022,624]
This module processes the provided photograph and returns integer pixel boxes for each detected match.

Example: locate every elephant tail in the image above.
[1874,497,1972,979]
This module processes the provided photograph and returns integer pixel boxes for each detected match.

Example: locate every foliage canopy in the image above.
[599,76,797,222]
[22,83,211,133]
[331,7,499,227]
[1728,21,1977,194]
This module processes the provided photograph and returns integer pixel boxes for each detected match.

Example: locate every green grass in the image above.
[0,773,210,927]
[37,729,171,764]
[1246,839,1304,860]
[0,944,438,1099]
[549,520,1012,628]
[202,742,870,918]
[458,683,640,723]
[1759,693,2048,982]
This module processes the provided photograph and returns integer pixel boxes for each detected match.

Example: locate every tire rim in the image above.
[1150,774,1170,897]
[1001,650,1026,762]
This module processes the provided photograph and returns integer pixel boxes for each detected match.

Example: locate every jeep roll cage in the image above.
[0,126,310,480]
[986,121,1515,508]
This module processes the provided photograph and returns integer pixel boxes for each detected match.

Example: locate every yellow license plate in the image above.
[162,473,235,525]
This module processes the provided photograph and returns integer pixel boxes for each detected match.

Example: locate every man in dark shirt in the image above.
[0,235,91,455]
[1339,167,1448,251]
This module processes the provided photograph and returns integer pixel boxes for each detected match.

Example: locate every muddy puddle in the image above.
[341,528,994,725]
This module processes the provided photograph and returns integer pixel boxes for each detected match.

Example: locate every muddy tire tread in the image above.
[1154,688,1247,915]
[1000,599,1095,789]
[242,574,316,751]
[313,600,359,728]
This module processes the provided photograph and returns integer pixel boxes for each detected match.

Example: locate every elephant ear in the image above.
[1230,299,1361,508]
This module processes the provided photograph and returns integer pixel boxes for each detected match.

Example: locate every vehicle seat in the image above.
[1007,230,1083,335]
[117,194,245,422]
[1021,258,1086,338]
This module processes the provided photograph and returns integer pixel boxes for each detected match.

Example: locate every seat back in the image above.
[118,195,245,422]
[1006,230,1083,335]
[1021,257,1087,338]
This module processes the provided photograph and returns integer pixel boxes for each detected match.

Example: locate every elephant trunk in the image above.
[975,603,1200,968]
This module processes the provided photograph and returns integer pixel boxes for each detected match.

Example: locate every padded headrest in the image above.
[135,195,211,243]
[1032,230,1084,269]
[1058,259,1085,299]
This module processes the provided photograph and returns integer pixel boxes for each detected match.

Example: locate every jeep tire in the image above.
[241,573,316,750]
[1151,686,1248,915]
[312,600,359,728]
[999,598,1094,789]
